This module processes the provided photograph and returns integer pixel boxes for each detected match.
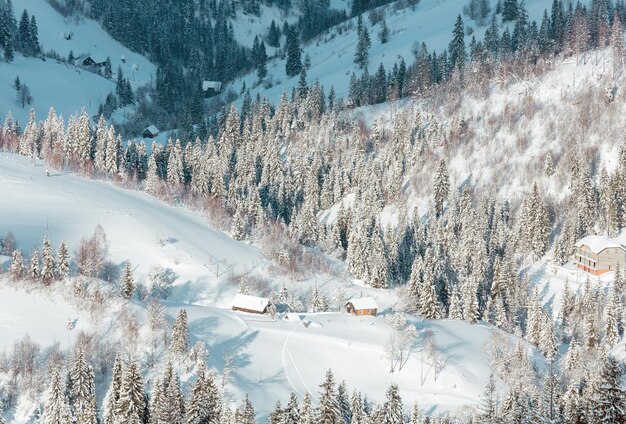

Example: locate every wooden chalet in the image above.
[81,54,107,68]
[142,125,159,139]
[345,297,378,317]
[232,293,272,315]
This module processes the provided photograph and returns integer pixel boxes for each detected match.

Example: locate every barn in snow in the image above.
[232,293,272,314]
[574,235,626,275]
[345,297,378,316]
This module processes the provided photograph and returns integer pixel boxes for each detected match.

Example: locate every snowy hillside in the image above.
[1,0,625,422]
[0,152,545,421]
[226,0,574,105]
[1,0,155,124]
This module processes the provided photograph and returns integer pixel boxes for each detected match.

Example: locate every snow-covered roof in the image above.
[83,54,107,64]
[232,293,270,312]
[143,125,159,135]
[575,235,625,254]
[346,297,378,310]
[202,80,222,91]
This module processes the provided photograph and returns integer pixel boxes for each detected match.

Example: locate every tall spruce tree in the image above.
[285,27,302,77]
[318,369,341,424]
[448,15,466,72]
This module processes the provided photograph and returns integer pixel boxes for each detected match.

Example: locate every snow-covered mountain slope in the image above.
[226,0,567,105]
[0,152,261,306]
[21,0,155,84]
[0,54,114,124]
[2,0,155,124]
[0,152,546,421]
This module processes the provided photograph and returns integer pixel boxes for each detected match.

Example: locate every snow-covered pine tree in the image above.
[71,347,97,424]
[41,234,55,285]
[480,374,498,423]
[563,338,580,376]
[56,241,70,280]
[502,0,519,21]
[145,150,160,195]
[539,315,558,362]
[461,276,479,323]
[170,308,189,359]
[267,400,283,424]
[120,261,135,300]
[591,354,626,423]
[105,129,120,175]
[234,394,256,424]
[337,381,352,423]
[94,115,108,174]
[231,201,247,241]
[525,294,542,346]
[409,403,420,424]
[563,380,583,424]
[605,282,623,348]
[115,360,146,424]
[419,275,441,320]
[354,14,371,69]
[448,15,466,71]
[9,249,24,280]
[382,383,403,424]
[432,160,450,219]
[29,249,40,279]
[283,392,300,424]
[186,364,209,424]
[41,368,71,424]
[300,392,316,424]
[102,353,123,424]
[76,109,92,174]
[350,390,366,424]
[318,369,341,424]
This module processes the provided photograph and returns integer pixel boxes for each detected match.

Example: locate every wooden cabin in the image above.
[82,54,107,68]
[574,235,626,275]
[142,125,159,139]
[202,80,222,98]
[345,297,378,317]
[232,293,272,315]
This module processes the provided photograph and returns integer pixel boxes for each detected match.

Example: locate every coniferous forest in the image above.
[0,0,625,423]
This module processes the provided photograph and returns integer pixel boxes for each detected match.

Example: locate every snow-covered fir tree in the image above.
[56,240,70,280]
[170,308,189,359]
[71,347,97,424]
[41,368,71,424]
[9,249,24,280]
[41,234,55,285]
[120,261,135,300]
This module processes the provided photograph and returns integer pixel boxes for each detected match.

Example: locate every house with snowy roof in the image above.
[142,125,159,138]
[232,293,272,314]
[345,297,378,316]
[574,235,626,275]
[202,80,222,97]
[81,54,108,68]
